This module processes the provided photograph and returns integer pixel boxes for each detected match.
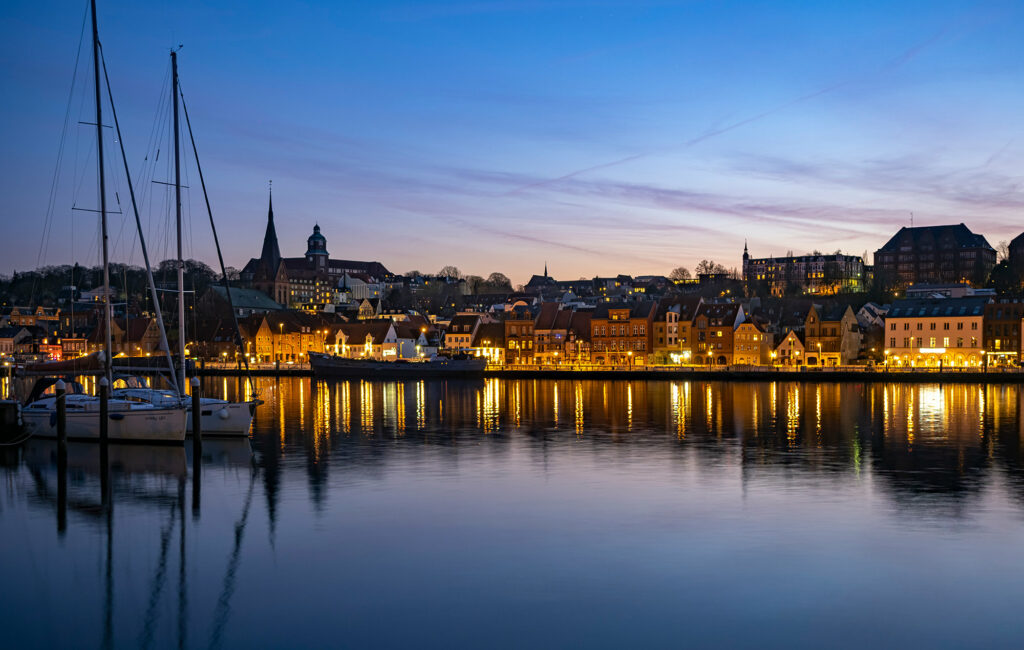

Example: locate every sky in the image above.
[1,0,1023,285]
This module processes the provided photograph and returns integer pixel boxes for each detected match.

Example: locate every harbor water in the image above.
[3,377,1024,648]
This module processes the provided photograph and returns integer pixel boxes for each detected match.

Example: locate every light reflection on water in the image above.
[3,378,1024,648]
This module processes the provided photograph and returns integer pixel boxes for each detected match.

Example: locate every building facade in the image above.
[742,244,865,296]
[874,224,996,291]
[884,297,987,367]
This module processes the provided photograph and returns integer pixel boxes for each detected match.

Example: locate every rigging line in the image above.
[207,467,258,650]
[138,504,178,650]
[35,0,89,276]
[179,84,257,395]
[139,65,172,258]
[100,43,181,393]
[35,0,90,287]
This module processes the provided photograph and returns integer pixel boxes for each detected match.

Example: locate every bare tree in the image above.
[695,260,729,276]
[997,240,1010,262]
[437,265,462,279]
[669,267,691,281]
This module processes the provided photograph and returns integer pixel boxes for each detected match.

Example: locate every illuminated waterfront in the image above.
[4,378,1024,648]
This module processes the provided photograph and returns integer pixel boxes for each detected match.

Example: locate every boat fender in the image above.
[109,413,124,421]
[217,408,230,420]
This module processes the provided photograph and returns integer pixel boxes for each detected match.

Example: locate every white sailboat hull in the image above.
[186,399,257,436]
[22,400,187,443]
[112,389,256,436]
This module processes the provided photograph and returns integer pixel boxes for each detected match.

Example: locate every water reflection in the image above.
[5,378,1024,647]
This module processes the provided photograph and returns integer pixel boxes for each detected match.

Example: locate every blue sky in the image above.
[2,0,1023,284]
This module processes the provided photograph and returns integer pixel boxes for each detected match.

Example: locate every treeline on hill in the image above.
[0,260,237,308]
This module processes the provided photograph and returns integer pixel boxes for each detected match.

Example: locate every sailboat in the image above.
[110,49,260,436]
[21,0,187,443]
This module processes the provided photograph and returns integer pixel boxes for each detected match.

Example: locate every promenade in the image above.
[193,361,1024,383]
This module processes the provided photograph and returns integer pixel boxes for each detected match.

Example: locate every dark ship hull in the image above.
[308,353,487,379]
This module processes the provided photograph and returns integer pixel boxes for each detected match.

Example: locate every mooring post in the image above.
[56,379,67,454]
[191,376,202,446]
[56,379,67,534]
[191,376,202,516]
[98,376,109,443]
[98,377,110,505]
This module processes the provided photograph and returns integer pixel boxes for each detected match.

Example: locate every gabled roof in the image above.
[472,323,506,347]
[695,302,742,324]
[337,320,394,345]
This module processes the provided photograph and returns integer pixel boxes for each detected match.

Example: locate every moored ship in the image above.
[308,353,486,379]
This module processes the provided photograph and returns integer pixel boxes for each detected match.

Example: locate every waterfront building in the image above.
[873,223,996,291]
[444,314,489,353]
[590,301,656,365]
[471,322,506,365]
[774,330,806,366]
[983,299,1024,365]
[692,303,744,366]
[241,191,390,309]
[742,243,865,297]
[732,320,767,365]
[804,304,860,366]
[533,303,593,365]
[884,297,987,367]
[504,306,535,365]
[0,327,30,357]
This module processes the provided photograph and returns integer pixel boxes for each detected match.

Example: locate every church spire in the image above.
[260,182,281,271]
[544,261,548,278]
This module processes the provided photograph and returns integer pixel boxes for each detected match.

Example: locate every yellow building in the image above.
[884,297,987,367]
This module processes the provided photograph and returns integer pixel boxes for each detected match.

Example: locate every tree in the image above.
[669,267,691,281]
[437,265,462,279]
[464,274,485,293]
[997,240,1010,262]
[486,272,513,292]
[405,270,423,278]
[695,260,729,276]
[221,266,241,282]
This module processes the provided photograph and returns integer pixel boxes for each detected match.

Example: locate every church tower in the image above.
[305,224,328,269]
[260,187,281,272]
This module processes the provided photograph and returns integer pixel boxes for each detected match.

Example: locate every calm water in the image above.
[3,378,1024,649]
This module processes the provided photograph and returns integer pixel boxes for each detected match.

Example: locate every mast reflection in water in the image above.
[4,378,1024,648]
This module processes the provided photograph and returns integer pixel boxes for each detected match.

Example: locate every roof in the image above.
[472,323,506,347]
[593,301,656,319]
[337,320,394,345]
[209,286,284,311]
[695,302,742,324]
[887,297,989,318]
[876,223,994,253]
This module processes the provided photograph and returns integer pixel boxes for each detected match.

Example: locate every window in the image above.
[943,337,950,347]
[904,323,910,330]
[929,323,936,330]
[971,322,978,330]
[890,337,896,347]
[943,323,949,330]
[890,323,896,331]
[957,322,963,330]
[916,323,923,330]
[916,337,923,347]
[929,337,936,347]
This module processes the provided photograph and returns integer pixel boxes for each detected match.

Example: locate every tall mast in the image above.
[91,0,112,383]
[172,50,185,394]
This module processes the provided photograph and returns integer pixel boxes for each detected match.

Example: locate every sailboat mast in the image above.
[172,51,185,394]
[91,0,112,383]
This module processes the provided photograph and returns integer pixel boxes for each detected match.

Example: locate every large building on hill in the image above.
[240,192,390,308]
[742,243,866,297]
[873,223,996,291]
